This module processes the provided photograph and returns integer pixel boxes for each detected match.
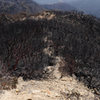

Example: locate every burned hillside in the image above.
[0,11,100,95]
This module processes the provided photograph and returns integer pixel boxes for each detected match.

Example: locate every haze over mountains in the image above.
[70,0,100,17]
[0,0,99,18]
[35,0,100,18]
[0,0,43,14]
[42,3,76,11]
[0,0,76,14]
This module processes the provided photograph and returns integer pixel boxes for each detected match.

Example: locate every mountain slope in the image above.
[42,3,75,11]
[0,0,43,14]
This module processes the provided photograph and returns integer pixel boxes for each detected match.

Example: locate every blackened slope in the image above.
[0,0,44,14]
[47,11,100,94]
[0,11,100,94]
[0,19,49,79]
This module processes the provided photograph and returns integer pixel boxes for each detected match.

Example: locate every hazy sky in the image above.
[34,0,79,4]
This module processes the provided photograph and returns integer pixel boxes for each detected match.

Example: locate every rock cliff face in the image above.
[0,11,100,97]
[0,0,43,14]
